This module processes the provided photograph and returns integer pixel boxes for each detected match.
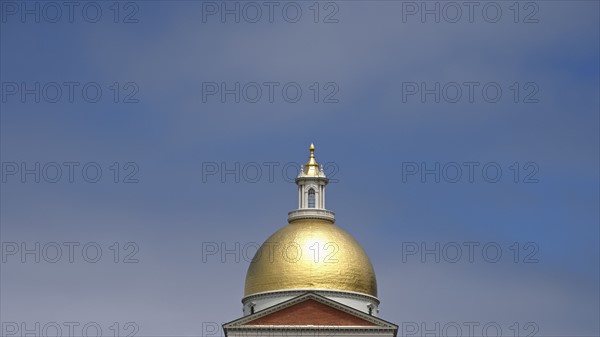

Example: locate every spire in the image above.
[288,144,335,223]
[303,143,321,176]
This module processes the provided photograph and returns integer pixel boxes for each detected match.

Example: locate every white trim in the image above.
[242,289,379,304]
[229,292,392,329]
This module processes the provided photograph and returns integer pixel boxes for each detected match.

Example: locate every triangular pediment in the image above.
[224,292,397,330]
[247,298,376,326]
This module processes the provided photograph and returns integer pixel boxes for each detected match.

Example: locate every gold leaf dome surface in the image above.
[244,219,378,298]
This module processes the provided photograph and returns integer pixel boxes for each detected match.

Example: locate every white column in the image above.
[319,185,324,208]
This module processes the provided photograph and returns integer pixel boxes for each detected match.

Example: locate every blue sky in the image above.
[1,1,599,336]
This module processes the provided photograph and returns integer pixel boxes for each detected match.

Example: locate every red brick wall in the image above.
[247,300,376,326]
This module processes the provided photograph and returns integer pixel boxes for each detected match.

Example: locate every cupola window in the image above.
[308,188,315,208]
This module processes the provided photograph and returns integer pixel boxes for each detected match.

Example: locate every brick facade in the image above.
[246,299,377,326]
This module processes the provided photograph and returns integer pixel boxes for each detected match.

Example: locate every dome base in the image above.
[287,209,335,223]
[242,289,380,317]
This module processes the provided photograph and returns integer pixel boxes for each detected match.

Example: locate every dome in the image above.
[244,219,377,298]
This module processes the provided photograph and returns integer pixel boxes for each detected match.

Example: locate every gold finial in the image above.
[303,143,320,176]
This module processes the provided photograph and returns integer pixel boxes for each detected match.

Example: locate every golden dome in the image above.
[244,219,378,298]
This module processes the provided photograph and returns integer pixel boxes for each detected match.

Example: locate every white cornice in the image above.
[226,292,395,330]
